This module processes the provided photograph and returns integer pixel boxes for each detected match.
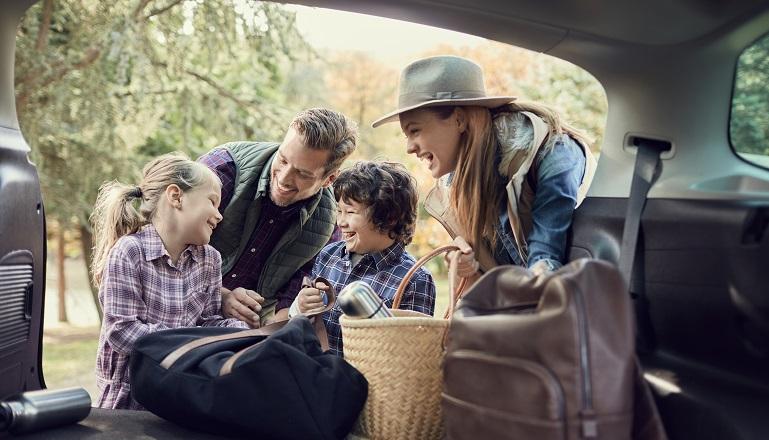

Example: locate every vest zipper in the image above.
[572,280,597,438]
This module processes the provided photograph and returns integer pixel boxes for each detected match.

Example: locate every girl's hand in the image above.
[446,236,480,277]
[297,281,330,315]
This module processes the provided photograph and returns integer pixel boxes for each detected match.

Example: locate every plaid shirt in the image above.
[95,224,247,410]
[313,241,436,356]
[199,148,336,310]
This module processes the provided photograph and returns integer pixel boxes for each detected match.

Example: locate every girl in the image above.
[90,152,247,410]
[372,55,596,282]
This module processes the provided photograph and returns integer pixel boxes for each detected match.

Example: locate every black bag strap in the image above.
[618,139,668,286]
[160,277,336,370]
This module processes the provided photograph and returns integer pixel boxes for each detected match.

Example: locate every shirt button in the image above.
[269,219,274,224]
[231,274,237,278]
[251,248,256,253]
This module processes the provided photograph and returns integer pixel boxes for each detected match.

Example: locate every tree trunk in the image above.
[79,223,102,322]
[57,226,68,323]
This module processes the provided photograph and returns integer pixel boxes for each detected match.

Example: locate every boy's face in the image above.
[337,198,394,254]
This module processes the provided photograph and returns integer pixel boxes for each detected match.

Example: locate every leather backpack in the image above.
[442,258,666,439]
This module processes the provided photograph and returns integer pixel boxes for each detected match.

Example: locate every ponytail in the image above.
[90,181,145,286]
[89,152,216,286]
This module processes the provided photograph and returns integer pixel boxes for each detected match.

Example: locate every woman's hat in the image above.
[371,55,516,128]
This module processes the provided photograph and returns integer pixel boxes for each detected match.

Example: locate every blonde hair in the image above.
[429,100,588,250]
[89,152,216,286]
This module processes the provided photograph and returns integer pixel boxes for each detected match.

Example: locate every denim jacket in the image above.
[424,111,594,273]
[493,134,586,270]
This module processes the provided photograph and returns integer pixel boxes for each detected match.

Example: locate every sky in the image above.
[288,5,486,68]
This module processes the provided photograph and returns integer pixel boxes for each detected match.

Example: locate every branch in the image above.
[153,61,284,126]
[144,0,185,20]
[35,0,54,51]
[132,0,153,21]
[16,46,102,111]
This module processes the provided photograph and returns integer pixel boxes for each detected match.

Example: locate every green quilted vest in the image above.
[208,141,337,298]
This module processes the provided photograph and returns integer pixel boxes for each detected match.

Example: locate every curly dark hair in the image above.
[333,161,418,245]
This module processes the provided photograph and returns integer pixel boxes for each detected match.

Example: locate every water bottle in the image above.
[338,281,393,319]
[0,387,91,434]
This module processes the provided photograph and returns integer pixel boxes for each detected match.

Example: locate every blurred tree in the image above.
[731,32,769,159]
[15,0,309,313]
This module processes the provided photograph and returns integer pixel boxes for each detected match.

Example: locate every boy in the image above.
[289,161,436,356]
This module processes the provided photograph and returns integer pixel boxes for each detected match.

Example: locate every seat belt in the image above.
[618,138,670,351]
[618,139,669,284]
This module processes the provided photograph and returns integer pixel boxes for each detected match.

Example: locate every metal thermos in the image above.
[338,281,393,319]
[0,387,91,434]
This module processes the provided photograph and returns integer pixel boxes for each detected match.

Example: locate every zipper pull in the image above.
[580,410,598,438]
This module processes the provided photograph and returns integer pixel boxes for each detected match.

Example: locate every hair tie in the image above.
[129,186,143,199]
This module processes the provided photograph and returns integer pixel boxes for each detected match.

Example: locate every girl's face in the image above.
[178,178,223,246]
[337,198,394,254]
[400,108,464,178]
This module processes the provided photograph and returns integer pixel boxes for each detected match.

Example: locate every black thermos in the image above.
[0,387,91,434]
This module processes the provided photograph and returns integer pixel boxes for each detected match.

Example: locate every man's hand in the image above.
[297,281,330,315]
[446,236,480,277]
[221,286,264,328]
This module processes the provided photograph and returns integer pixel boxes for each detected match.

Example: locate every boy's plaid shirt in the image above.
[95,224,247,410]
[313,241,436,356]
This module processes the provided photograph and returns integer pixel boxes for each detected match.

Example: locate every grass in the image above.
[42,332,99,400]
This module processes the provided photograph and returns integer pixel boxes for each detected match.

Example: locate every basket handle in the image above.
[392,245,466,317]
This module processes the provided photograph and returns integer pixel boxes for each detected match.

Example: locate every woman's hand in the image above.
[446,236,480,277]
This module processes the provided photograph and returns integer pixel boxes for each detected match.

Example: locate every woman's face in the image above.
[400,108,464,178]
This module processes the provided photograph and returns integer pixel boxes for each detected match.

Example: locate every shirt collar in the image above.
[341,241,405,271]
[140,224,203,264]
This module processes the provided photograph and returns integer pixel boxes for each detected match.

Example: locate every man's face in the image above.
[269,127,336,207]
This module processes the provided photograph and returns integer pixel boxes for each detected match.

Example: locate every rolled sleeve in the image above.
[526,138,586,269]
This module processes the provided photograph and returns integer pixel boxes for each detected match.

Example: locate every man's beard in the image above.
[269,186,291,207]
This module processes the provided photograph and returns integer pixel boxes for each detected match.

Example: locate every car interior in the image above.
[2,0,769,438]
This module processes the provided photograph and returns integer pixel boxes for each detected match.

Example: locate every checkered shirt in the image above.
[313,241,436,356]
[95,224,247,410]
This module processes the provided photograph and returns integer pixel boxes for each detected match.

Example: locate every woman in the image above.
[372,55,596,279]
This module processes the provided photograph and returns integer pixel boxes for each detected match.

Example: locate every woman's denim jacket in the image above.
[424,111,594,273]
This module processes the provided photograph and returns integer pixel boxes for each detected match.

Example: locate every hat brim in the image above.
[371,96,516,128]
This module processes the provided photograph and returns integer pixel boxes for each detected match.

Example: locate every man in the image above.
[199,108,357,327]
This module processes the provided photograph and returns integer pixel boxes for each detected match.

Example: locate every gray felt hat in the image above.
[372,55,516,128]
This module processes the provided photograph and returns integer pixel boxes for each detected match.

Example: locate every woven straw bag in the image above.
[340,245,466,440]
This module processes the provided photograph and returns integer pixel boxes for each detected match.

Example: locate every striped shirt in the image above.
[313,241,436,356]
[95,224,247,410]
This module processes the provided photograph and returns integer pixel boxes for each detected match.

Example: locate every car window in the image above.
[730,32,769,169]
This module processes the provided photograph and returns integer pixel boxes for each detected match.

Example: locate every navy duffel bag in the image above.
[129,316,368,439]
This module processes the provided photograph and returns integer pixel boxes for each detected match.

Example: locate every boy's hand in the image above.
[297,281,330,315]
[221,286,264,328]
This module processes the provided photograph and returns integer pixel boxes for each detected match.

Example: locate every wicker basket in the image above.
[340,245,465,440]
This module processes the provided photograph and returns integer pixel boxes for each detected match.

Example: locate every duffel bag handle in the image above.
[392,245,467,318]
[160,277,336,371]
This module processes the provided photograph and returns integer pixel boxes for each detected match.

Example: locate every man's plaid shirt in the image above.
[313,241,436,356]
[95,225,247,410]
